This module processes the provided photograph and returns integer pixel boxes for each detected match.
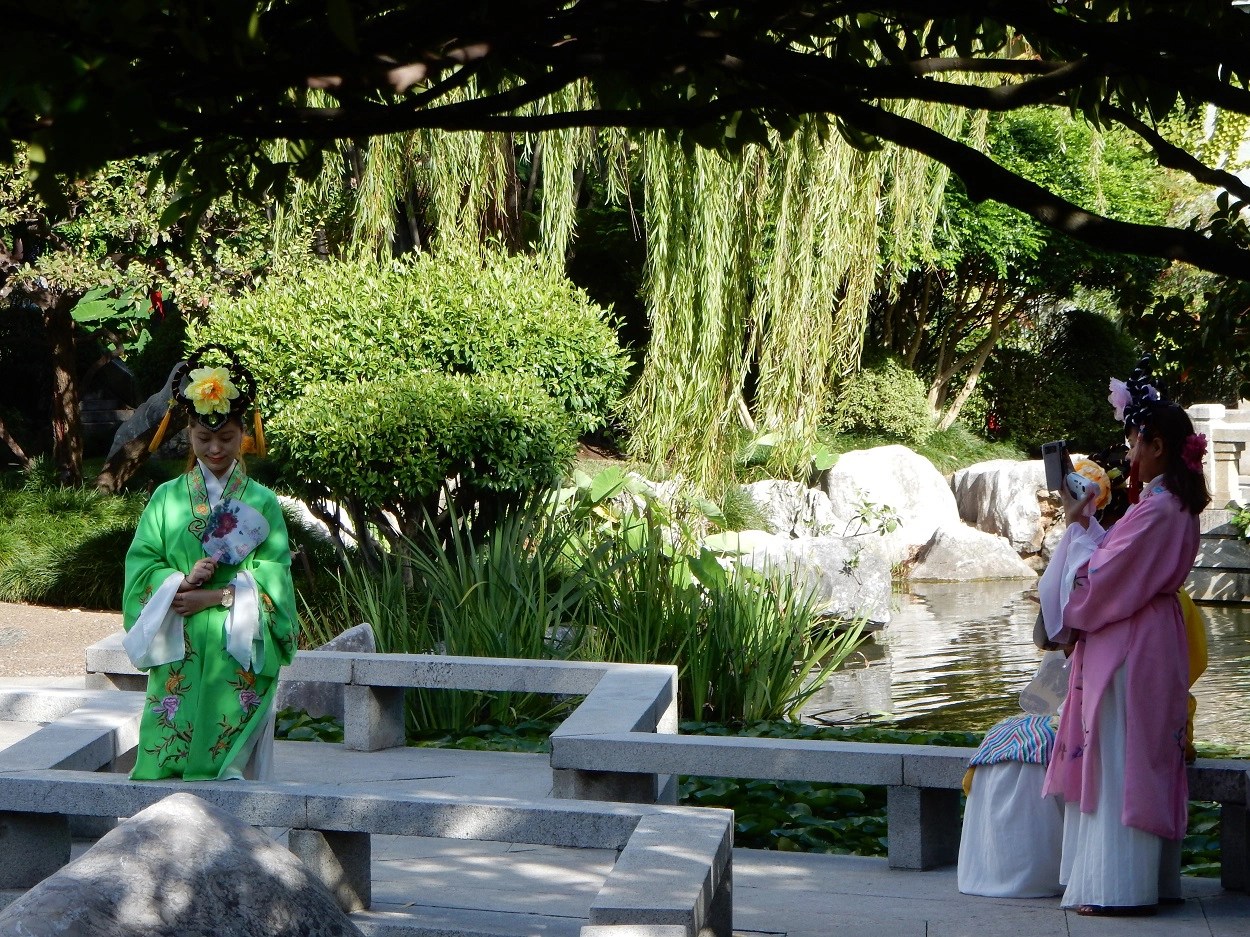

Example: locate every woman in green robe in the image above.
[122,346,298,780]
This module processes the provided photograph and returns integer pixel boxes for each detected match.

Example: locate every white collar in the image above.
[197,459,237,507]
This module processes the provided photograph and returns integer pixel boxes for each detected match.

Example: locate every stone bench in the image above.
[551,730,1250,888]
[82,635,1250,888]
[86,631,680,803]
[0,769,732,937]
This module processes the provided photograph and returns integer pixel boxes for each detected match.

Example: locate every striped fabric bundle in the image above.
[968,714,1057,767]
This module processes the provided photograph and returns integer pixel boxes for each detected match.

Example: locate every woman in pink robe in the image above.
[1042,394,1208,915]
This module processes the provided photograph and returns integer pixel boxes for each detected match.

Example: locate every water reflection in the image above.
[803,582,1250,749]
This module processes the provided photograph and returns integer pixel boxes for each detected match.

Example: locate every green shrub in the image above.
[196,249,629,435]
[835,357,934,445]
[270,371,577,541]
[982,309,1140,455]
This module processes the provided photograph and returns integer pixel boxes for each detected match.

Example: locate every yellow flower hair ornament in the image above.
[149,343,264,451]
[186,366,240,417]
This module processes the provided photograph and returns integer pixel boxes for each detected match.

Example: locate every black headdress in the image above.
[1113,356,1164,431]
[148,344,265,454]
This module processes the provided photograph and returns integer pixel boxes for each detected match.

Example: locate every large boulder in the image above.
[276,622,376,720]
[950,460,1049,554]
[741,481,841,538]
[0,793,363,937]
[950,459,1074,569]
[743,533,893,623]
[908,524,1039,582]
[818,445,961,565]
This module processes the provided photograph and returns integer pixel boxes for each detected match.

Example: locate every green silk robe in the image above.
[122,464,298,780]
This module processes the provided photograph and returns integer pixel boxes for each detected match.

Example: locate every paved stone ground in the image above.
[1,604,1248,936]
[0,602,121,678]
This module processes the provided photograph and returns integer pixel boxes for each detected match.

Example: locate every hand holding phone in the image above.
[1041,440,1074,491]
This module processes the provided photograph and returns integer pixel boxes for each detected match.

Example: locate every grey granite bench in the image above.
[550,729,1250,888]
[81,633,1250,887]
[0,769,732,937]
[87,631,680,805]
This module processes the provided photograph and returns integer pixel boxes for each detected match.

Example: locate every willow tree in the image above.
[264,86,973,491]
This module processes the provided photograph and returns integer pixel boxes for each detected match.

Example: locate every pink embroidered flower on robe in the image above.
[153,696,180,720]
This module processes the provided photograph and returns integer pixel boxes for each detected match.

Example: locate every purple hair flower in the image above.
[153,696,180,720]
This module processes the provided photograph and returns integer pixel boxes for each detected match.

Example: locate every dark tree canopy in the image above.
[7,1,1250,276]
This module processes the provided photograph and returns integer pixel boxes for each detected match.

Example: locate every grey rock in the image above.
[0,792,363,937]
[740,481,841,538]
[745,535,893,623]
[908,524,1038,582]
[950,459,1048,554]
[799,488,841,538]
[741,480,806,536]
[818,445,961,566]
[1040,517,1068,562]
[276,623,375,720]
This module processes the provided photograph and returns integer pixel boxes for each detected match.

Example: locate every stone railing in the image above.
[0,768,732,937]
[79,634,1250,889]
[550,727,1250,890]
[1187,403,1249,514]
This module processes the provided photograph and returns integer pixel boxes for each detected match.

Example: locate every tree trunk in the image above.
[40,291,83,485]
[0,416,31,469]
[937,304,1004,431]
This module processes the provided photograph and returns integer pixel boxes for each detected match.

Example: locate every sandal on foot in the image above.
[1075,905,1158,917]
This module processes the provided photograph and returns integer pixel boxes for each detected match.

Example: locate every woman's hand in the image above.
[179,557,218,592]
[1059,480,1098,529]
[172,587,225,617]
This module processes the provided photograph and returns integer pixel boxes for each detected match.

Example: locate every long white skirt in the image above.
[1058,665,1182,908]
[958,760,1065,898]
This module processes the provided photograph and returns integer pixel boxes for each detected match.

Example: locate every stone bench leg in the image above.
[1223,804,1249,892]
[552,768,666,804]
[288,829,371,912]
[705,858,732,937]
[886,785,962,870]
[343,684,405,751]
[0,812,71,888]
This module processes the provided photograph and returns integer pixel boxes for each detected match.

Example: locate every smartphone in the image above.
[1041,440,1073,491]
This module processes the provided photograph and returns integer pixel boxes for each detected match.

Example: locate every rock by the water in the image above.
[741,481,841,538]
[950,460,1048,553]
[908,524,1039,582]
[0,793,362,937]
[741,480,806,536]
[1040,517,1068,560]
[818,446,961,565]
[745,534,893,623]
[276,622,376,720]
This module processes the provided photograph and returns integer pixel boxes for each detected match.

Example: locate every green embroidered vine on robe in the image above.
[122,465,298,780]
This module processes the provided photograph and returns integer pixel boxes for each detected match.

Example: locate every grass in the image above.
[0,464,147,608]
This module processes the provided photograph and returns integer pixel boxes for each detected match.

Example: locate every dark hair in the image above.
[1137,401,1210,515]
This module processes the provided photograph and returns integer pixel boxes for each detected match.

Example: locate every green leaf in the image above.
[326,0,358,52]
[70,300,121,323]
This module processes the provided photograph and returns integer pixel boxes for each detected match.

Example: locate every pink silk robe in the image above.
[1042,482,1198,841]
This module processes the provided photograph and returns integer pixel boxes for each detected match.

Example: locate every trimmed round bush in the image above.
[269,372,577,536]
[836,357,934,445]
[195,249,628,435]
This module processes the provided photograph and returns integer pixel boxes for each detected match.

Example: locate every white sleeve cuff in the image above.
[224,571,264,673]
[122,572,186,669]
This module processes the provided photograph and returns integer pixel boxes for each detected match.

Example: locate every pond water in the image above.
[801,581,1250,750]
